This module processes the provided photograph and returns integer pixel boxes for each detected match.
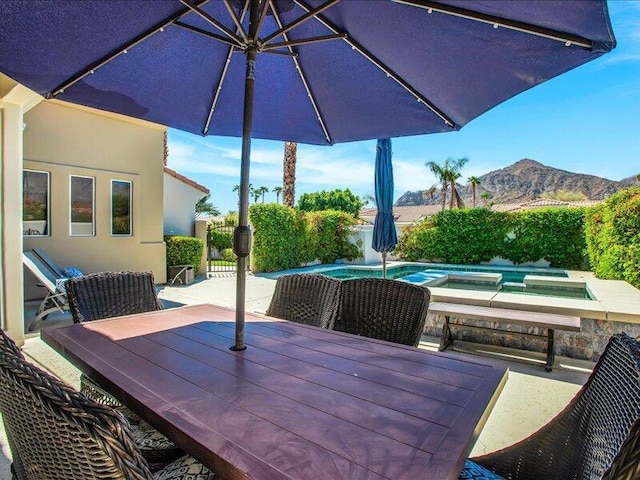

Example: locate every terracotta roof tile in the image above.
[164,166,209,194]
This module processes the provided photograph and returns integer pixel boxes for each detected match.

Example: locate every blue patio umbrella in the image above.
[0,0,616,350]
[372,138,397,279]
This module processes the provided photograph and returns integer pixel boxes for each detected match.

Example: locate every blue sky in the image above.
[167,1,640,214]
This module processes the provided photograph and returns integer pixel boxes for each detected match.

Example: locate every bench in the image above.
[429,302,581,371]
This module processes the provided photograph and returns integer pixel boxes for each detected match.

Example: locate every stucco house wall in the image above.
[163,169,207,237]
[22,100,167,299]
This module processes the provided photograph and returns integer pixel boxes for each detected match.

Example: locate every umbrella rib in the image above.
[203,0,250,135]
[50,0,214,98]
[394,0,594,49]
[180,0,244,47]
[174,21,242,47]
[295,0,456,129]
[269,0,333,144]
[263,33,347,50]
[222,0,248,42]
[261,0,341,45]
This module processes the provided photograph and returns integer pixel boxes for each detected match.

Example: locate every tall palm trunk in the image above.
[283,141,297,208]
[471,183,477,208]
[440,183,448,211]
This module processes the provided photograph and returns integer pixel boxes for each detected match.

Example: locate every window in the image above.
[69,175,95,236]
[111,180,132,236]
[23,170,50,236]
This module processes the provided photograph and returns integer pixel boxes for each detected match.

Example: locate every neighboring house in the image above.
[1,74,170,343]
[163,166,209,237]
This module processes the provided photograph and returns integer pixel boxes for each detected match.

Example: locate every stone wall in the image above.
[426,313,640,362]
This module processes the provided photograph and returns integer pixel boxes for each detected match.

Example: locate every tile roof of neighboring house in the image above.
[164,166,209,194]
[361,199,602,223]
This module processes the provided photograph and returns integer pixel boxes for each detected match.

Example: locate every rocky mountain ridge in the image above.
[396,159,638,207]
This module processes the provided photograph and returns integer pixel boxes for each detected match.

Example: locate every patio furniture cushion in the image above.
[469,332,640,480]
[266,273,341,329]
[459,460,505,479]
[334,278,430,347]
[0,330,217,480]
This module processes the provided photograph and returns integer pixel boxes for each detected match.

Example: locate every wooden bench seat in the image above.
[429,302,581,371]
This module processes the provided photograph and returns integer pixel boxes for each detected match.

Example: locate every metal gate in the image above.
[207,222,246,273]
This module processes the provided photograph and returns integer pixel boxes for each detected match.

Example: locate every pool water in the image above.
[318,263,593,300]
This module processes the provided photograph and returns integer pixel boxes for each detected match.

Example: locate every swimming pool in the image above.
[285,263,593,300]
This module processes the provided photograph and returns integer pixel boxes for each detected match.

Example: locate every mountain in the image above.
[395,159,634,207]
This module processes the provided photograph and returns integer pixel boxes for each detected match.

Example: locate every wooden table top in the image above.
[42,304,508,480]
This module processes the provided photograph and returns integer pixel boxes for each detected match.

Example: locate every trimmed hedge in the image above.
[585,187,640,288]
[249,203,362,272]
[396,207,588,269]
[165,235,204,273]
[208,224,233,251]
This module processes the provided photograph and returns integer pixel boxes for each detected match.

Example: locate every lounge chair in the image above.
[266,273,341,328]
[459,332,640,480]
[0,328,216,480]
[22,251,70,331]
[334,278,430,347]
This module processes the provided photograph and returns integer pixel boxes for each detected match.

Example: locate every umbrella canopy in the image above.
[0,0,616,349]
[372,138,397,278]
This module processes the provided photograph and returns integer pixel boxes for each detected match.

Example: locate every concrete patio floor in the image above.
[1,272,595,478]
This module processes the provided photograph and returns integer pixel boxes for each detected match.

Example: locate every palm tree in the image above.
[467,176,481,208]
[250,186,261,203]
[257,186,269,203]
[283,141,297,207]
[361,193,375,208]
[195,194,220,216]
[273,186,283,203]
[425,161,448,211]
[481,192,493,208]
[422,185,437,203]
[426,157,468,210]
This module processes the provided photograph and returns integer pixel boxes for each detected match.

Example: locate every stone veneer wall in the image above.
[425,313,640,362]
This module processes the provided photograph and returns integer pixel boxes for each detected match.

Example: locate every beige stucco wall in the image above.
[22,101,167,299]
[163,173,203,237]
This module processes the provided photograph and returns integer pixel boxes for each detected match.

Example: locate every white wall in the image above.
[349,224,403,264]
[163,173,204,236]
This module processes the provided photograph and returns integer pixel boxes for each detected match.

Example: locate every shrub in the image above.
[165,235,203,273]
[208,224,233,251]
[585,187,640,287]
[396,207,587,268]
[249,203,311,272]
[249,203,363,272]
[220,248,236,263]
[297,189,363,217]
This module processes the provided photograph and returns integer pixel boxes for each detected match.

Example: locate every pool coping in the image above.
[256,262,640,324]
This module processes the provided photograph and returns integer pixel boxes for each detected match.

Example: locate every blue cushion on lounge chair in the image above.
[459,460,504,479]
[63,266,83,277]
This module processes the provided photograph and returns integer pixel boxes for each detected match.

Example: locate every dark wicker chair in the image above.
[334,278,430,347]
[65,271,183,471]
[0,329,215,480]
[65,271,163,323]
[460,332,640,480]
[266,273,342,329]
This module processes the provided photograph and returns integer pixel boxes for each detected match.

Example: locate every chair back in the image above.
[581,333,640,480]
[66,271,162,323]
[266,274,341,329]
[0,331,153,480]
[334,278,430,347]
[32,248,67,279]
[22,252,60,293]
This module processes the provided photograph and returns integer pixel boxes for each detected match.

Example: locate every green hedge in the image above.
[249,204,362,272]
[396,207,587,269]
[207,224,233,251]
[165,235,204,274]
[585,187,640,288]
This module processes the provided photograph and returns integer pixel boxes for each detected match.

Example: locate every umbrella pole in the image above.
[232,0,260,351]
[382,252,387,279]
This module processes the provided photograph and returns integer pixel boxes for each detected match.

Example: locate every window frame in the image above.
[69,174,96,237]
[110,179,133,237]
[22,169,50,237]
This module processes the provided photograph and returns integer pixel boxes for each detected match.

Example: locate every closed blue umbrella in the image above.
[0,1,616,349]
[372,138,397,279]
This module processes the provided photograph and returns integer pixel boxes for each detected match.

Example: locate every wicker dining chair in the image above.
[459,332,640,480]
[266,273,342,329]
[65,271,183,471]
[0,330,216,480]
[334,278,430,347]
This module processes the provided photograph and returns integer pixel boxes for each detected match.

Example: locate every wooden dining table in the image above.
[42,303,508,480]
